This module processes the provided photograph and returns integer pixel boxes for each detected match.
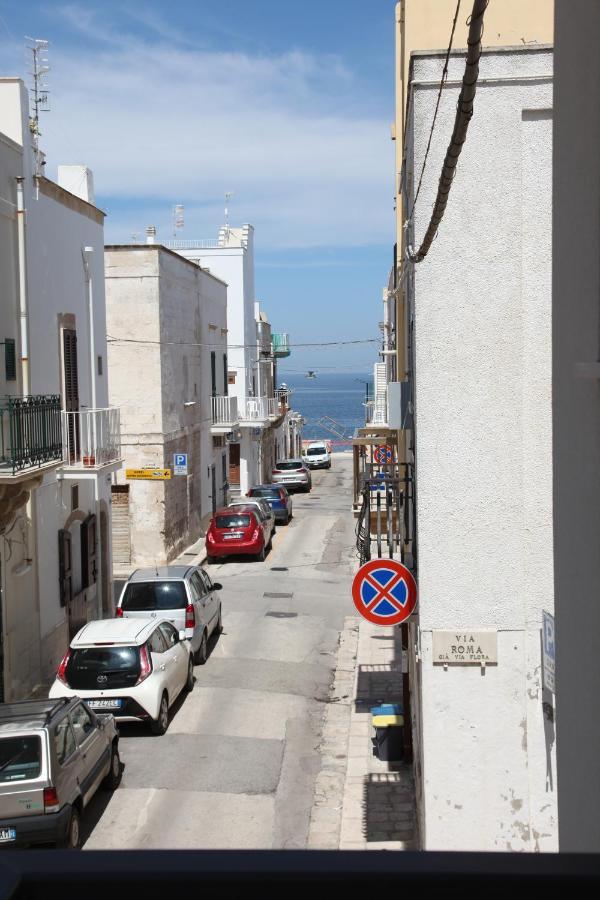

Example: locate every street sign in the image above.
[173,453,188,476]
[126,468,171,480]
[374,445,393,465]
[542,610,555,693]
[352,558,417,627]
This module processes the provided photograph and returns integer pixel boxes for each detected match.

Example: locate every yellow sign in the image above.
[126,468,171,481]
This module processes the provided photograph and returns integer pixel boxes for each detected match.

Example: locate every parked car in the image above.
[247,484,293,525]
[49,617,195,736]
[116,566,222,665]
[271,459,312,492]
[227,496,276,534]
[0,697,120,849]
[206,505,273,562]
[302,441,332,470]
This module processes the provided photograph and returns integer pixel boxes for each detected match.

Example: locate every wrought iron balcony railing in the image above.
[0,395,63,476]
[61,408,121,469]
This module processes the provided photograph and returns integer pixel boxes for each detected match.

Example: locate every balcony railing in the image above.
[165,239,221,250]
[364,398,388,426]
[211,395,239,428]
[238,396,279,422]
[0,395,62,476]
[274,388,291,409]
[272,333,291,358]
[61,408,121,469]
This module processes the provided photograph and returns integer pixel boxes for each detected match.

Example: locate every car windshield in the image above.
[276,461,303,470]
[0,736,41,783]
[66,647,141,691]
[249,488,281,498]
[121,581,188,611]
[216,514,251,529]
[306,447,327,455]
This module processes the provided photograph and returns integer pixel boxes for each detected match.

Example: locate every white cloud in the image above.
[2,6,394,249]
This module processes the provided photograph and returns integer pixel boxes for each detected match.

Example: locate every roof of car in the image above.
[275,458,303,464]
[249,484,281,491]
[0,698,75,732]
[215,505,256,516]
[128,566,194,582]
[71,617,163,648]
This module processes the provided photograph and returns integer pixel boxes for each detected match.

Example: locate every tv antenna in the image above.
[172,204,184,238]
[224,191,234,235]
[26,37,50,185]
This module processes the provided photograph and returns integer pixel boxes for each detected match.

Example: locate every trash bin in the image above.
[371,703,404,762]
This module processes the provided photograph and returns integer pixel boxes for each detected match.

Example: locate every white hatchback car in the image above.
[302,442,332,470]
[49,618,194,735]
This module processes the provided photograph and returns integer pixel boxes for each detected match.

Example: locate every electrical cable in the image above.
[407,0,489,264]
[106,336,380,349]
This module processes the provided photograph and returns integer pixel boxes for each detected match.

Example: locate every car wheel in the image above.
[282,513,289,526]
[151,692,169,735]
[206,555,216,565]
[102,744,122,791]
[185,655,194,692]
[194,630,208,665]
[215,606,223,636]
[257,544,266,562]
[58,806,81,850]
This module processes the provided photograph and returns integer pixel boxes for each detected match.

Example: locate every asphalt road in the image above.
[83,453,356,849]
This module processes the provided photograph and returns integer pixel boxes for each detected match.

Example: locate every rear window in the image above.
[66,647,141,691]
[121,581,188,611]
[306,447,327,456]
[275,461,302,470]
[0,736,41,783]
[216,514,251,529]
[249,488,280,498]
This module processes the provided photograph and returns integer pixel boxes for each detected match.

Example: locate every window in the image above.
[120,581,188,611]
[97,354,103,376]
[55,719,77,765]
[211,351,217,397]
[223,353,228,395]
[228,371,236,385]
[275,461,303,471]
[159,622,179,649]
[198,570,213,594]
[215,514,251,529]
[81,513,97,589]
[0,736,41,783]
[4,338,16,381]
[66,647,140,691]
[70,704,95,745]
[190,572,206,599]
[148,629,167,655]
[71,484,79,511]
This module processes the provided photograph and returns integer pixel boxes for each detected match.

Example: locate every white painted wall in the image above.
[406,47,556,850]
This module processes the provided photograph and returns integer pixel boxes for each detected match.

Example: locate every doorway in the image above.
[229,443,240,486]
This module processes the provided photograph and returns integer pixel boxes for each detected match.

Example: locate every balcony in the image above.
[272,333,291,358]
[0,395,63,482]
[238,396,278,424]
[274,387,291,412]
[211,395,239,434]
[364,398,388,427]
[61,408,122,476]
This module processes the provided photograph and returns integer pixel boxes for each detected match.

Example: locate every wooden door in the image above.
[229,443,240,485]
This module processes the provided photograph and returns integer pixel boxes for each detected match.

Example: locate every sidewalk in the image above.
[308,615,418,851]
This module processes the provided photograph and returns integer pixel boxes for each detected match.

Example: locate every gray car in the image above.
[117,566,222,665]
[0,697,120,849]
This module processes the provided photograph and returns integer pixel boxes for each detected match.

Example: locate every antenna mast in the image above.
[172,204,184,239]
[224,191,233,237]
[26,37,50,185]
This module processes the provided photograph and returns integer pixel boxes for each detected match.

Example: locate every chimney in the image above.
[146,225,157,244]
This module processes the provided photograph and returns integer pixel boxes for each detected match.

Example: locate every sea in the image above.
[279,371,373,451]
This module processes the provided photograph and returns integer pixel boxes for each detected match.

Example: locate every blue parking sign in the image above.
[173,453,188,476]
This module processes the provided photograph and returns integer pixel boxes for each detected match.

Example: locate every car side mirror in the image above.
[212,582,223,591]
[178,630,186,642]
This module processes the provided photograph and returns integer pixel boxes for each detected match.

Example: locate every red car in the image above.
[205,505,273,563]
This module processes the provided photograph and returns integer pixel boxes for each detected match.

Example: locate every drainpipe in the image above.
[82,246,102,618]
[16,177,30,396]
[82,247,97,412]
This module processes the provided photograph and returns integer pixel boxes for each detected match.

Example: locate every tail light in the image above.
[251,527,260,541]
[207,531,215,544]
[185,604,195,629]
[135,644,152,685]
[43,787,60,814]
[272,469,278,474]
[57,650,71,686]
[279,489,287,500]
[115,607,123,618]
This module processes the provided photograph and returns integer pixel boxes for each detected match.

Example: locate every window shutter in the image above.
[223,353,228,396]
[211,351,217,397]
[4,339,16,381]
[81,513,97,589]
[58,529,72,608]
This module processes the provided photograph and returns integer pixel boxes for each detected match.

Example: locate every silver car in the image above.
[227,497,276,534]
[117,566,222,665]
[271,459,312,492]
[0,697,120,849]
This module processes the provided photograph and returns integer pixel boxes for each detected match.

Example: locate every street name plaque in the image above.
[432,630,498,665]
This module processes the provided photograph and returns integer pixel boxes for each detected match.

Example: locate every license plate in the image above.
[223,533,242,539]
[87,699,122,709]
[0,828,16,843]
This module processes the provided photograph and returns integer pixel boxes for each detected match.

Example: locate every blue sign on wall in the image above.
[173,453,188,476]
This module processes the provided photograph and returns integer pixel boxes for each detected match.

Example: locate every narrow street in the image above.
[83,454,356,849]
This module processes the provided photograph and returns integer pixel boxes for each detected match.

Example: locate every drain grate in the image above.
[263,591,293,599]
[265,611,298,619]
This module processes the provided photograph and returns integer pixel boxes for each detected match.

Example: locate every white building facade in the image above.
[0,79,120,699]
[168,225,299,494]
[105,244,229,568]
[403,47,556,850]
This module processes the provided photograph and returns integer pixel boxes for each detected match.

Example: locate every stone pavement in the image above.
[308,615,418,851]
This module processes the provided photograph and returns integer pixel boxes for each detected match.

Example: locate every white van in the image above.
[302,441,332,470]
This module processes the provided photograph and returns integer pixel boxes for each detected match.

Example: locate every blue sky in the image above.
[0,1,396,373]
